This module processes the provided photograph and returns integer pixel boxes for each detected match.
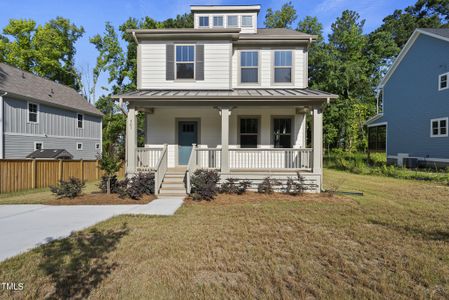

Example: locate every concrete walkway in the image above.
[0,197,183,262]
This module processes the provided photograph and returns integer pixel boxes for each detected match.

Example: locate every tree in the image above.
[97,150,122,194]
[264,1,297,28]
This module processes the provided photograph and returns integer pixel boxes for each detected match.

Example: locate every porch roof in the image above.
[113,88,338,102]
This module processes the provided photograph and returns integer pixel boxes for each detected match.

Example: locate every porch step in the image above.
[158,171,188,196]
[161,183,185,189]
[164,174,185,179]
[159,190,187,196]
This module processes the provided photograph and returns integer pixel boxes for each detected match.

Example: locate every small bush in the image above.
[190,169,220,200]
[220,178,252,195]
[257,177,281,194]
[50,177,85,199]
[125,173,155,199]
[284,177,306,196]
[99,175,120,193]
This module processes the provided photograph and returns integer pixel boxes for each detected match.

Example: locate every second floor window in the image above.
[227,15,238,27]
[241,15,253,27]
[240,51,258,83]
[28,102,38,123]
[274,51,293,83]
[199,16,209,27]
[213,16,223,27]
[176,45,195,79]
[77,113,83,128]
[431,118,448,137]
[439,72,448,91]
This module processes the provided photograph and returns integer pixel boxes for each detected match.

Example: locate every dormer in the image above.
[191,5,260,34]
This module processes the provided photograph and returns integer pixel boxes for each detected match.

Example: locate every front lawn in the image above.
[1,169,449,298]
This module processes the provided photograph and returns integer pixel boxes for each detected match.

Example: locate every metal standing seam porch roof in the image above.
[113,88,338,101]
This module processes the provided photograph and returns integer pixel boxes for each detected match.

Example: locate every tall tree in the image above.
[264,1,297,28]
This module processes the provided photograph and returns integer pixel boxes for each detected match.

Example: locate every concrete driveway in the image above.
[0,197,183,262]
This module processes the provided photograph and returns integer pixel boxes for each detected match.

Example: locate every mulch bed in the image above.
[45,192,156,205]
[185,191,352,205]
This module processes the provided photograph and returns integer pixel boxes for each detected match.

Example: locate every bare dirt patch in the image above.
[45,192,155,205]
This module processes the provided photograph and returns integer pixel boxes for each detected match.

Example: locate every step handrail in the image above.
[154,144,168,195]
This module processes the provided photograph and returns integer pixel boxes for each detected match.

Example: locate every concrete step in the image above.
[163,180,184,184]
[159,190,187,196]
[162,183,185,189]
[164,174,185,179]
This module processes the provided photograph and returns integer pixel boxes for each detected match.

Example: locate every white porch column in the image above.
[294,113,307,148]
[126,105,137,175]
[220,107,231,173]
[312,107,323,175]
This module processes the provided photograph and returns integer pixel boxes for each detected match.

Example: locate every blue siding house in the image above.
[0,63,103,160]
[367,29,449,167]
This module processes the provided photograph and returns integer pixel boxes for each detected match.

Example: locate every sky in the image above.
[0,0,416,101]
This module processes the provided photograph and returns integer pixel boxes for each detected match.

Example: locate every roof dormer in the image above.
[191,5,260,34]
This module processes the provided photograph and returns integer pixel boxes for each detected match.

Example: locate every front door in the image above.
[178,121,198,165]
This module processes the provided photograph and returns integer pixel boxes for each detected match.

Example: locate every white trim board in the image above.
[4,132,101,141]
[388,155,449,163]
[367,121,388,128]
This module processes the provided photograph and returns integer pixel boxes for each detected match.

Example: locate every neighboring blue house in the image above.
[367,28,449,168]
[0,63,103,160]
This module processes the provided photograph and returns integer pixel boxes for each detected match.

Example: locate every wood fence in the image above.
[0,159,125,194]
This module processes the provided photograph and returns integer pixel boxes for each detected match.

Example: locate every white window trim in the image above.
[27,101,39,124]
[212,15,224,27]
[77,113,84,129]
[227,15,238,27]
[241,15,253,27]
[76,142,83,150]
[239,50,260,85]
[438,72,449,91]
[430,117,448,138]
[272,50,294,85]
[198,16,209,28]
[34,141,44,151]
[175,44,196,80]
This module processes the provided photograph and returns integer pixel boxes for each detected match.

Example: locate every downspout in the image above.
[0,91,7,159]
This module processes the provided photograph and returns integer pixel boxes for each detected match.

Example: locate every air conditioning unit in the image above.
[403,157,418,169]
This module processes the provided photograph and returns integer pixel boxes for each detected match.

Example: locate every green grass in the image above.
[1,170,449,299]
[0,181,100,204]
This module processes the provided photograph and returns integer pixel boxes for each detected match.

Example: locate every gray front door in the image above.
[178,121,198,165]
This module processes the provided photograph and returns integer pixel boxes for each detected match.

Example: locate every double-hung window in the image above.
[241,15,253,27]
[273,118,292,148]
[28,102,38,123]
[199,16,209,27]
[176,45,195,79]
[240,118,259,148]
[227,15,238,27]
[274,51,293,83]
[431,118,448,137]
[240,51,259,83]
[77,113,83,128]
[213,16,223,27]
[439,72,448,91]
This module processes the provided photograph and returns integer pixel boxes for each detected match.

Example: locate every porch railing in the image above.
[136,147,164,172]
[153,144,168,195]
[230,148,313,170]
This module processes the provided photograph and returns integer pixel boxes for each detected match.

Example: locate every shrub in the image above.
[125,173,155,199]
[284,176,306,196]
[190,169,220,200]
[220,178,252,195]
[50,177,85,199]
[257,177,281,194]
[99,175,120,193]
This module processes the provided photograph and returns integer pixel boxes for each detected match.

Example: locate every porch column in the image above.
[220,107,231,173]
[126,105,137,175]
[294,112,307,148]
[312,107,323,175]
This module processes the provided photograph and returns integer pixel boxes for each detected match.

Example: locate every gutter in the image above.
[0,91,7,159]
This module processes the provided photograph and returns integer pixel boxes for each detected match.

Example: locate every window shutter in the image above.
[166,44,174,80]
[196,44,204,80]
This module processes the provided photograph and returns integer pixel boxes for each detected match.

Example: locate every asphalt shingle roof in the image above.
[419,28,449,39]
[0,63,102,116]
[26,149,74,159]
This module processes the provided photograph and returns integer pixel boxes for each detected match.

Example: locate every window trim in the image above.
[227,15,238,27]
[198,16,210,28]
[77,113,84,129]
[174,44,196,81]
[27,101,39,124]
[241,15,253,27]
[76,142,83,151]
[212,15,224,27]
[237,115,261,148]
[430,117,448,138]
[34,141,44,151]
[438,72,449,91]
[272,50,295,85]
[238,50,260,85]
[271,116,294,148]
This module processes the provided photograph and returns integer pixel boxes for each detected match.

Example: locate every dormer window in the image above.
[199,16,209,27]
[176,45,195,79]
[241,15,253,27]
[227,15,238,27]
[213,16,224,27]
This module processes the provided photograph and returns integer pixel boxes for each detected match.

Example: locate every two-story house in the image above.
[113,5,337,195]
[0,63,103,160]
[367,28,449,168]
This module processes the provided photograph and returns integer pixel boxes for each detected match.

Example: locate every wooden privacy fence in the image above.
[0,159,125,194]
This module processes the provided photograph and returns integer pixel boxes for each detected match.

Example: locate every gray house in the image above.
[0,63,103,160]
[367,29,449,167]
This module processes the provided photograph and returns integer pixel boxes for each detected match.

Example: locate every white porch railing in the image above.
[230,148,313,170]
[154,145,168,195]
[136,147,164,172]
[196,147,222,169]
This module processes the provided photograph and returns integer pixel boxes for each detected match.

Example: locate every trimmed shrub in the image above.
[190,169,220,200]
[99,175,119,193]
[50,177,85,199]
[125,173,155,200]
[220,178,252,195]
[284,177,306,196]
[257,177,281,194]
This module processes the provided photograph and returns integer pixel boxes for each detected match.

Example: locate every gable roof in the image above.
[379,28,449,88]
[0,63,103,116]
